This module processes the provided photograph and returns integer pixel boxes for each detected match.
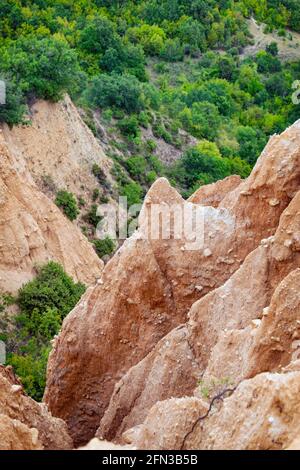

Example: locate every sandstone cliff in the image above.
[0,366,72,450]
[45,120,300,448]
[0,135,103,292]
[2,95,112,200]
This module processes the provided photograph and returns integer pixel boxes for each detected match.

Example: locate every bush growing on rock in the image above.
[93,237,116,259]
[55,190,79,221]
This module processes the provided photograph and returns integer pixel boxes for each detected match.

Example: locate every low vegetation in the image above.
[1,262,85,401]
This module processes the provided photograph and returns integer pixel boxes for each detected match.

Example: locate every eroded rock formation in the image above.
[188,175,242,207]
[0,136,103,292]
[45,121,300,447]
[0,366,72,450]
[2,95,112,199]
[128,371,300,450]
[99,186,300,444]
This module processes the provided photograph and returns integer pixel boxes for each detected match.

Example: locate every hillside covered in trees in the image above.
[0,0,300,200]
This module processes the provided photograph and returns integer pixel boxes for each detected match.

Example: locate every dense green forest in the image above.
[1,0,300,196]
[1,1,300,400]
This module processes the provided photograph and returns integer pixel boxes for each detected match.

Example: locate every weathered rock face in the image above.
[203,267,300,386]
[0,366,72,450]
[45,121,300,446]
[2,95,112,199]
[188,175,242,207]
[97,325,200,441]
[0,137,103,292]
[124,397,209,450]
[129,371,300,450]
[0,414,42,450]
[101,188,300,442]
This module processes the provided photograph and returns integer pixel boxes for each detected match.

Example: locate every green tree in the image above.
[86,74,144,113]
[0,76,27,125]
[126,24,166,56]
[18,261,85,319]
[121,181,143,206]
[125,156,147,178]
[80,16,120,55]
[55,190,79,221]
[236,126,267,165]
[93,237,116,259]
[255,51,282,74]
[0,37,80,101]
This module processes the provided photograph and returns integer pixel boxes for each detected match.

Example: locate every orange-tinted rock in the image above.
[0,366,72,450]
[125,397,208,450]
[131,372,300,450]
[99,187,300,441]
[45,121,300,446]
[0,414,42,450]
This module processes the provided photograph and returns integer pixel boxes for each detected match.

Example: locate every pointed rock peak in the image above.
[249,119,300,184]
[143,178,184,206]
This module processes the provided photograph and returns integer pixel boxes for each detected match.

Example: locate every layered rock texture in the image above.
[44,120,300,450]
[0,134,103,292]
[2,95,112,199]
[0,366,72,450]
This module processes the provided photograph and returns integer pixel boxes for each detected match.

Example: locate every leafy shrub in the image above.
[125,156,147,178]
[160,38,184,62]
[0,76,27,126]
[146,139,157,153]
[6,262,86,401]
[255,51,282,74]
[236,126,267,165]
[92,188,100,201]
[180,144,231,186]
[126,24,166,56]
[93,237,116,259]
[266,42,279,56]
[0,37,80,102]
[55,190,79,221]
[8,343,50,402]
[92,164,107,185]
[100,43,147,80]
[146,170,157,184]
[121,182,143,206]
[80,16,120,55]
[117,116,140,139]
[18,262,86,320]
[84,204,103,228]
[152,121,173,144]
[86,74,144,113]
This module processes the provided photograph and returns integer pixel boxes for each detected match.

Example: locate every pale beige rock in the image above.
[0,414,43,450]
[132,372,300,450]
[286,437,300,450]
[188,175,242,207]
[0,138,103,292]
[45,121,300,446]
[0,366,72,450]
[127,397,209,450]
[2,95,112,199]
[79,438,134,450]
[203,268,300,386]
[188,372,300,450]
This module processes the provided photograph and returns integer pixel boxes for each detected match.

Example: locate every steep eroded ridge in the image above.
[45,121,300,446]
